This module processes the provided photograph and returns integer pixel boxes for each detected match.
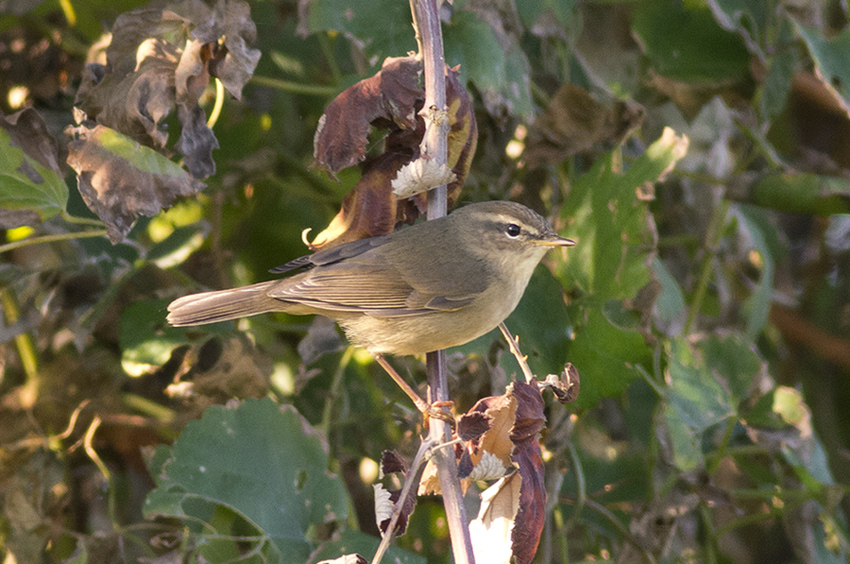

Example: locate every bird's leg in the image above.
[373,354,455,427]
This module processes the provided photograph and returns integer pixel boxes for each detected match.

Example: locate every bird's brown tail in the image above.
[167,281,279,326]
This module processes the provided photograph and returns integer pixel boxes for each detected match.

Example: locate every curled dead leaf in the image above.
[309,58,477,250]
[373,450,415,536]
[66,124,204,242]
[540,363,580,404]
[73,0,259,180]
[524,83,644,167]
[508,381,546,564]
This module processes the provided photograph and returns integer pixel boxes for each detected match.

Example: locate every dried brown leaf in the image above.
[509,381,546,564]
[524,83,644,167]
[457,411,493,443]
[373,482,416,536]
[309,59,477,249]
[379,450,408,477]
[0,108,66,227]
[66,124,204,242]
[313,56,422,173]
[469,472,522,564]
[74,0,259,180]
[541,363,580,404]
[0,108,62,176]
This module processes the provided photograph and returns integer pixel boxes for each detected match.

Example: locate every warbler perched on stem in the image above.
[167,200,574,352]
[167,201,574,419]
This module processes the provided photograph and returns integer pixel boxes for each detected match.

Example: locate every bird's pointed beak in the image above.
[537,235,576,247]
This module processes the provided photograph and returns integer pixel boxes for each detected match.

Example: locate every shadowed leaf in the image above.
[0,108,67,227]
[144,398,349,563]
[66,124,204,242]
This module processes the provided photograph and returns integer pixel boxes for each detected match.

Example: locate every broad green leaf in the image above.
[758,22,796,119]
[664,404,704,471]
[67,124,204,242]
[567,307,652,408]
[144,399,350,563]
[705,0,769,53]
[702,333,764,404]
[737,173,850,216]
[794,22,850,117]
[444,11,533,119]
[119,298,193,376]
[665,338,735,433]
[503,266,571,377]
[633,0,751,82]
[662,338,737,471]
[556,127,688,301]
[653,257,686,329]
[146,222,209,269]
[0,125,67,224]
[298,0,415,66]
[735,205,777,339]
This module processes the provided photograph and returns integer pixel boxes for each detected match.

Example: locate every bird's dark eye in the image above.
[506,223,521,237]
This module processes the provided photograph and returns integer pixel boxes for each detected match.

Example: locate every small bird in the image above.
[167,200,574,356]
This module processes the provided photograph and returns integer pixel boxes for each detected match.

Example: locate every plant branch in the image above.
[249,75,337,96]
[371,437,437,564]
[0,229,108,254]
[412,0,474,562]
[498,322,536,384]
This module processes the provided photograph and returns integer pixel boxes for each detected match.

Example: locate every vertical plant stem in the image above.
[412,0,475,562]
[1,288,39,408]
[684,200,730,334]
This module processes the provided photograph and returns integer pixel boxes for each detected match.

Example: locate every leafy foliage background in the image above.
[2,0,850,562]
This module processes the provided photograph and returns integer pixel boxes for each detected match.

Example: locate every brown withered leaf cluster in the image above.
[524,83,644,167]
[418,381,548,564]
[70,0,260,241]
[67,124,204,242]
[373,449,416,536]
[308,56,478,250]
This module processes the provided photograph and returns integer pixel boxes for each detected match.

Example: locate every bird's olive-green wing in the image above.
[266,253,484,316]
[269,236,390,274]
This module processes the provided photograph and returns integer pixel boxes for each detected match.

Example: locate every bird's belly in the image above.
[337,288,522,356]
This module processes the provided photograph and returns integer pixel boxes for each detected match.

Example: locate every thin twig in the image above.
[498,322,535,384]
[0,228,108,254]
[249,75,337,96]
[372,438,437,564]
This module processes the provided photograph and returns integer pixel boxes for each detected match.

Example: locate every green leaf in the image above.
[502,265,571,377]
[662,338,737,471]
[568,306,652,408]
[794,22,850,117]
[665,338,735,433]
[664,404,704,470]
[653,257,686,329]
[146,223,210,269]
[758,22,796,119]
[633,0,751,82]
[705,0,769,53]
[298,0,415,66]
[740,173,850,216]
[144,399,350,563]
[555,127,688,301]
[444,11,533,120]
[0,125,67,224]
[702,333,764,404]
[119,298,191,376]
[735,205,777,339]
